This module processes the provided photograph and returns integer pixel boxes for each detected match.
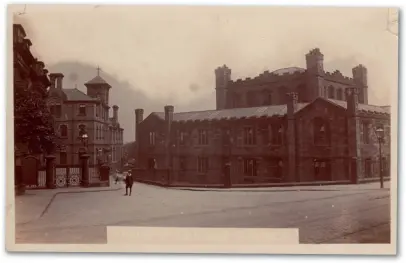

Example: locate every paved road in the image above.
[15,182,391,244]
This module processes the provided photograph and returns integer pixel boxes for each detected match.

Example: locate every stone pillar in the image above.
[45,155,56,189]
[81,154,90,187]
[346,87,362,184]
[286,92,298,182]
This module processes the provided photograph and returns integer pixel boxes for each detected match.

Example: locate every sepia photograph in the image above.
[5,3,398,255]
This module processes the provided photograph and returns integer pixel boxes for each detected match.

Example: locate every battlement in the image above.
[324,70,353,84]
[230,68,307,87]
[306,48,323,57]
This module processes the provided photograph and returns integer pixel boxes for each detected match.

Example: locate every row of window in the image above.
[326,86,346,101]
[148,121,332,147]
[50,104,87,118]
[50,104,111,122]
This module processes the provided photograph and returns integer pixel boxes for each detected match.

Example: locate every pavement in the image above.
[15,177,123,225]
[14,181,392,245]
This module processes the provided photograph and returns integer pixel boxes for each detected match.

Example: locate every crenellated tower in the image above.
[352,64,368,104]
[215,64,231,110]
[305,48,325,99]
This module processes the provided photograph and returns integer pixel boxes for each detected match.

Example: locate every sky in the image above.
[11,5,398,142]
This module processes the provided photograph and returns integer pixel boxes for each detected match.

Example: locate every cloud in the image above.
[11,5,398,141]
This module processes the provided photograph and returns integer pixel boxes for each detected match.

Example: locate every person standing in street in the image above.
[124,170,134,196]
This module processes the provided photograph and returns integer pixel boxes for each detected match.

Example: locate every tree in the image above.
[14,78,59,154]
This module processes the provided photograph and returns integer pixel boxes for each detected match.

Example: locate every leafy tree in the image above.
[14,78,59,154]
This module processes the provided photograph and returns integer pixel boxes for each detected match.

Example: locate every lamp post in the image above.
[79,131,90,187]
[376,127,385,189]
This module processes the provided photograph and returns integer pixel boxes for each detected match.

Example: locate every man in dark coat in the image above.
[124,170,134,196]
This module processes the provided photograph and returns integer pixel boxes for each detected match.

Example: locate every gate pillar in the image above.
[45,155,56,189]
[81,154,90,187]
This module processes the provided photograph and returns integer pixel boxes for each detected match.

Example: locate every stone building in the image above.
[47,70,124,172]
[135,48,390,186]
[13,24,52,193]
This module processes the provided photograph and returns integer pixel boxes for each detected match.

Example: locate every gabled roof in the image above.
[326,99,390,114]
[85,75,110,86]
[152,103,308,122]
[63,88,98,102]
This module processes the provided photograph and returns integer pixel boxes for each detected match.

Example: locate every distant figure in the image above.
[115,169,120,184]
[124,170,134,196]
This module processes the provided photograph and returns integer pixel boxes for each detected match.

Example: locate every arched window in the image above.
[60,124,68,137]
[328,86,335,99]
[313,117,330,145]
[336,89,343,100]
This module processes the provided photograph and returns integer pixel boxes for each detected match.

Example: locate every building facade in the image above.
[46,71,124,171]
[135,48,391,186]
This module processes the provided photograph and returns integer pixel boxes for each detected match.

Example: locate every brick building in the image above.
[47,70,124,172]
[135,48,390,186]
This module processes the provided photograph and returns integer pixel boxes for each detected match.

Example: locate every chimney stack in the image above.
[49,73,64,89]
[49,73,57,89]
[286,92,298,118]
[346,86,359,116]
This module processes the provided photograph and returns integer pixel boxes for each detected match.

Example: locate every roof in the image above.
[327,99,390,114]
[271,67,305,76]
[63,88,98,102]
[85,75,110,86]
[150,99,389,123]
[152,103,308,122]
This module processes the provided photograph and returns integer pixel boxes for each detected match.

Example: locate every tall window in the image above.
[149,132,156,145]
[313,117,330,145]
[179,157,187,171]
[262,90,272,105]
[328,86,335,99]
[198,129,209,145]
[362,122,370,144]
[60,124,68,137]
[179,131,186,145]
[197,156,209,173]
[79,105,86,116]
[243,158,257,176]
[243,127,256,145]
[271,124,283,145]
[59,151,67,165]
[336,89,343,100]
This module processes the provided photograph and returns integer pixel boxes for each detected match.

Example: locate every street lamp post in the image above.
[79,131,90,187]
[376,127,385,189]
